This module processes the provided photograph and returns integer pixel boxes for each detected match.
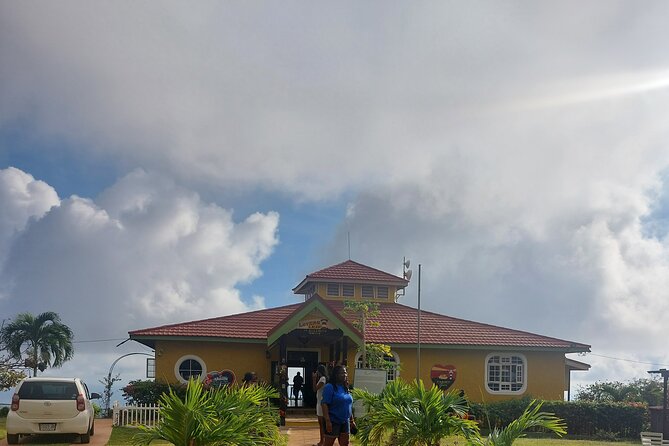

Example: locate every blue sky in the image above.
[3,1,669,402]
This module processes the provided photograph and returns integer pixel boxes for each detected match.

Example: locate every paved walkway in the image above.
[282,426,321,446]
[84,418,113,446]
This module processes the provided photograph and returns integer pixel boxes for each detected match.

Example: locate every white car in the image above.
[6,377,101,444]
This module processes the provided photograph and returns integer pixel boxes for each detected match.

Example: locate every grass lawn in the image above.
[107,426,171,445]
[349,435,640,446]
[2,419,641,445]
[447,440,637,445]
[438,437,639,445]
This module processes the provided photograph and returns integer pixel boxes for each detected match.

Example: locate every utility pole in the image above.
[649,368,669,437]
[416,264,421,381]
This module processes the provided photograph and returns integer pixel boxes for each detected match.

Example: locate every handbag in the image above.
[350,422,358,435]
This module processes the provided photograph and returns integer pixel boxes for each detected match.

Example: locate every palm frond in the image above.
[0,312,74,374]
[354,379,479,446]
[133,379,282,446]
[485,400,566,446]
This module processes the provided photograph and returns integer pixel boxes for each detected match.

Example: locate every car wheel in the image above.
[81,432,91,444]
[6,434,19,444]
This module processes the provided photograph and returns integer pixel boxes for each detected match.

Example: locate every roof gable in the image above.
[267,294,362,346]
[293,260,409,293]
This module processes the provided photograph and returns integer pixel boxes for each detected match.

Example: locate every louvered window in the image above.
[377,286,388,298]
[326,283,339,296]
[342,283,354,297]
[361,285,374,298]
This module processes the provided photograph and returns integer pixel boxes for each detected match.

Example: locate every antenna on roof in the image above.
[396,256,412,301]
[347,231,351,260]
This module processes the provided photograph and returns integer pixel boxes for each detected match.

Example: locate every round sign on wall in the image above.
[430,364,457,390]
[204,370,236,388]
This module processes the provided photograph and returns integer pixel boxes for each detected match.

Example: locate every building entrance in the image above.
[286,350,319,408]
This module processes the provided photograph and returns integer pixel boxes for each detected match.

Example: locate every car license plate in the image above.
[39,423,56,431]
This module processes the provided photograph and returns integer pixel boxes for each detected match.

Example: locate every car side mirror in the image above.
[90,392,101,399]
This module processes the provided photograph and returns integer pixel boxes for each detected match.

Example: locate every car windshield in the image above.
[18,382,78,400]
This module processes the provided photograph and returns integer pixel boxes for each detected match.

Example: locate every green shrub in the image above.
[470,399,647,439]
[122,379,187,405]
[0,406,9,417]
[92,402,101,417]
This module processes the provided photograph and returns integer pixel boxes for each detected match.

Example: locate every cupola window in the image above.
[361,285,374,298]
[326,283,339,296]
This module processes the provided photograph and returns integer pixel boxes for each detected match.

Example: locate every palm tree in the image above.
[0,312,74,376]
[353,379,480,446]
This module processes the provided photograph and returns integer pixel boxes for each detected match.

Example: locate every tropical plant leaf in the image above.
[132,378,283,446]
[353,379,479,446]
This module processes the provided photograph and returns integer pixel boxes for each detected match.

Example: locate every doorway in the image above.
[287,366,305,407]
[286,349,319,408]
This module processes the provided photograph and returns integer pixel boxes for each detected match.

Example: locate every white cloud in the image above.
[0,168,279,343]
[331,138,669,381]
[3,2,668,201]
[3,1,669,389]
[0,167,59,274]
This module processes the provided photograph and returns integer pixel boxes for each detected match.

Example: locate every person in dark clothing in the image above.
[242,371,258,387]
[292,371,304,406]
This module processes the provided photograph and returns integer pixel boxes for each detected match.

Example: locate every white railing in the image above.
[112,401,161,427]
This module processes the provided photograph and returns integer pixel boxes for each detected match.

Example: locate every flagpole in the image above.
[417,264,421,381]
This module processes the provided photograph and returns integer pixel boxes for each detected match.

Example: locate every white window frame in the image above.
[354,350,400,382]
[377,286,389,299]
[485,352,527,395]
[146,358,156,378]
[174,355,207,384]
[326,283,339,296]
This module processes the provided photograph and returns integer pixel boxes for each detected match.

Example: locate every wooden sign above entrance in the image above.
[297,318,329,330]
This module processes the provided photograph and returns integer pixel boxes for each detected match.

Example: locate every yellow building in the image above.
[129,260,590,407]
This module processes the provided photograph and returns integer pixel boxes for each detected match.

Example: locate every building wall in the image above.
[154,339,567,402]
[382,347,566,402]
[155,340,270,385]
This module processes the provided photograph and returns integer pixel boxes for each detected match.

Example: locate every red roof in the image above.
[129,304,302,342]
[293,260,408,293]
[129,297,589,352]
[326,301,589,351]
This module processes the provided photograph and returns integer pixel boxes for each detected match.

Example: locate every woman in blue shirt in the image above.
[321,365,356,445]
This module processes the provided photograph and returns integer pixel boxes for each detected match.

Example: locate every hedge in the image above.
[469,397,648,439]
[122,379,187,405]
